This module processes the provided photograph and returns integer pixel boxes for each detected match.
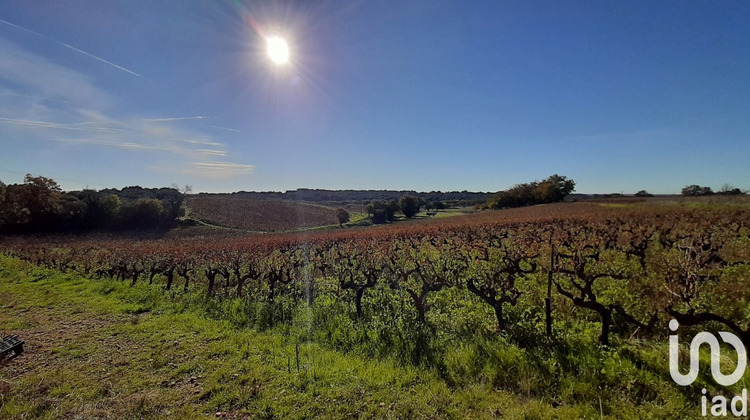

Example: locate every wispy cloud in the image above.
[138,116,206,122]
[1,108,253,180]
[196,149,228,157]
[0,40,253,182]
[0,91,74,104]
[0,117,125,133]
[206,124,242,133]
[31,113,235,160]
[0,18,145,79]
[178,139,224,147]
[0,38,112,107]
[186,161,256,179]
[137,117,242,134]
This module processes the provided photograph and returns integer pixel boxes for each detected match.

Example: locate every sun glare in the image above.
[266,36,289,65]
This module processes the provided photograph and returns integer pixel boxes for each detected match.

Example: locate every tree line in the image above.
[219,189,491,206]
[0,174,186,234]
[681,184,745,196]
[363,195,428,224]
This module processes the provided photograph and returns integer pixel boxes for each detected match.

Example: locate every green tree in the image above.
[369,200,387,224]
[21,174,62,217]
[719,184,743,195]
[99,194,122,218]
[681,185,700,196]
[336,208,350,225]
[399,195,420,218]
[488,175,575,209]
[538,174,575,202]
[157,186,185,223]
[59,194,87,227]
[634,190,653,197]
[121,198,165,228]
[3,174,64,231]
[0,180,6,230]
[385,200,398,222]
[681,185,713,196]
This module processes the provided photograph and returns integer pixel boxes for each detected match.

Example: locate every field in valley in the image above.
[184,196,344,232]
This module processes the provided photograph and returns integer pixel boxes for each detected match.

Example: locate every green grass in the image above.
[0,256,723,419]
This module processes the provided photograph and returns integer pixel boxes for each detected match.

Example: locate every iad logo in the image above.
[669,319,748,416]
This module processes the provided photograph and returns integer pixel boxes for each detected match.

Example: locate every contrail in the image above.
[0,18,146,79]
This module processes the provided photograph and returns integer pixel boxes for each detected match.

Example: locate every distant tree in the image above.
[156,187,185,224]
[433,201,446,210]
[57,194,90,230]
[398,195,420,218]
[534,181,556,203]
[99,194,122,219]
[336,208,350,225]
[681,185,714,196]
[425,201,434,211]
[385,200,398,222]
[487,175,575,209]
[120,198,165,229]
[172,183,192,196]
[719,184,743,195]
[22,174,62,218]
[538,174,576,202]
[634,190,653,197]
[0,180,6,230]
[77,192,121,229]
[369,200,387,224]
[681,185,700,196]
[0,174,63,231]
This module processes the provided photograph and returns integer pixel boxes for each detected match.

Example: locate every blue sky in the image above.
[1,1,748,194]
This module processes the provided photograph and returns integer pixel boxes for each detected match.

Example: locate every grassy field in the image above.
[0,257,597,419]
[0,254,721,419]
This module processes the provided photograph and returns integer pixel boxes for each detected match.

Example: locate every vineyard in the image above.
[185,196,341,232]
[2,203,750,417]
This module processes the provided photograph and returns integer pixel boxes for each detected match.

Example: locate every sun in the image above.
[266,36,289,65]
